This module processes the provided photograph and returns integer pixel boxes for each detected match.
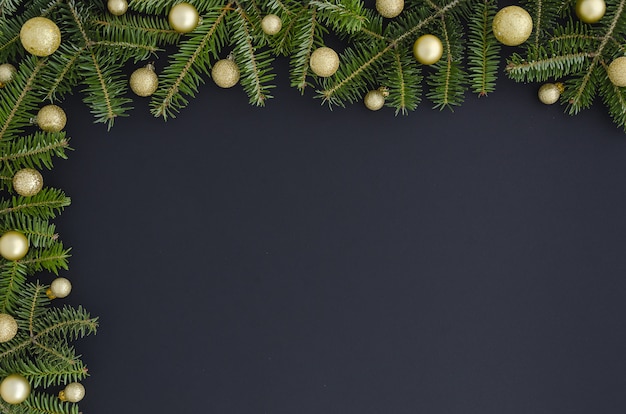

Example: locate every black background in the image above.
[46,34,626,413]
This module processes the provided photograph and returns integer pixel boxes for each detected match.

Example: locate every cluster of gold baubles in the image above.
[0,374,84,405]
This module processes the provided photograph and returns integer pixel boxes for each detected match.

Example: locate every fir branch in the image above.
[381,47,422,115]
[22,392,80,414]
[505,51,595,82]
[0,260,28,313]
[1,216,60,249]
[289,8,326,93]
[20,243,71,275]
[466,0,499,96]
[310,0,368,35]
[0,188,70,220]
[0,131,70,176]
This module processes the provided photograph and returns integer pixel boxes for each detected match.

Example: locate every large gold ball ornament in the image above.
[0,63,16,87]
[35,104,67,132]
[538,82,563,104]
[492,6,533,46]
[0,231,29,261]
[130,64,159,97]
[212,58,240,88]
[0,374,30,404]
[12,168,43,197]
[575,0,605,23]
[364,88,389,111]
[309,46,340,77]
[168,2,200,33]
[261,14,282,35]
[413,34,443,65]
[607,56,626,87]
[0,314,18,343]
[107,0,129,16]
[58,382,85,403]
[47,277,72,299]
[376,0,404,18]
[19,17,61,57]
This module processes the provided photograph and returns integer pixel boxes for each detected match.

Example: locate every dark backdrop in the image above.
[47,50,626,413]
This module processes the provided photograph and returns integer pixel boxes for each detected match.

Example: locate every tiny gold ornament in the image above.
[261,14,282,35]
[413,34,443,65]
[492,5,533,46]
[130,64,159,97]
[309,46,340,77]
[364,87,389,111]
[575,0,605,23]
[212,57,240,88]
[0,231,29,261]
[168,2,200,33]
[0,314,18,343]
[607,56,626,87]
[538,82,564,105]
[0,63,17,87]
[58,382,85,403]
[0,374,30,405]
[12,168,43,197]
[375,0,404,18]
[35,104,67,132]
[47,277,72,299]
[19,17,61,57]
[107,0,129,16]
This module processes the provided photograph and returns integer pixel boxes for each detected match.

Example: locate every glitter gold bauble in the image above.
[107,0,129,16]
[413,34,443,65]
[575,0,605,23]
[364,88,389,111]
[375,0,404,18]
[130,64,158,97]
[35,104,67,132]
[19,17,61,57]
[12,168,43,197]
[0,314,18,343]
[168,2,200,33]
[607,56,626,87]
[58,382,85,403]
[309,46,340,77]
[261,14,282,35]
[538,82,563,105]
[0,374,30,404]
[47,277,72,299]
[0,231,29,261]
[492,6,533,46]
[212,58,240,88]
[0,63,16,87]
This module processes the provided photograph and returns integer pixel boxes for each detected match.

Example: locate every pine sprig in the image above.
[0,188,70,220]
[466,0,499,96]
[289,7,326,93]
[310,0,368,35]
[381,46,422,115]
[0,132,70,180]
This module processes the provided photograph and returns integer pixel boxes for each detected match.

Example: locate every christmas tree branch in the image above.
[505,51,595,81]
[0,261,27,313]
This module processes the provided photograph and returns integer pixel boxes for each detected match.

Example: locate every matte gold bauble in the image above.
[375,0,404,18]
[19,17,61,57]
[575,0,605,23]
[0,231,29,261]
[0,314,18,343]
[364,88,389,111]
[12,168,43,197]
[58,382,85,403]
[168,2,200,33]
[47,277,72,299]
[309,46,340,77]
[0,63,16,86]
[413,34,443,65]
[261,14,282,35]
[35,104,67,132]
[0,374,30,404]
[212,58,240,88]
[538,82,563,104]
[107,0,129,16]
[130,64,158,97]
[492,6,533,46]
[607,56,626,87]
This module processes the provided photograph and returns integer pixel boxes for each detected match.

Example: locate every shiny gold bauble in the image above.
[0,314,18,343]
[492,6,533,46]
[0,231,29,261]
[575,0,605,23]
[47,277,72,299]
[35,104,67,132]
[364,88,388,111]
[607,56,626,87]
[413,34,443,65]
[261,14,282,35]
[0,374,30,404]
[375,0,404,18]
[212,58,240,88]
[0,63,16,86]
[19,17,61,57]
[168,2,200,33]
[107,0,129,16]
[538,82,563,104]
[12,168,43,197]
[58,382,85,403]
[309,46,340,77]
[130,64,159,97]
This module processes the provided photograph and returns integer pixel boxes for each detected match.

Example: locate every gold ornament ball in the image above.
[19,17,61,57]
[413,34,443,65]
[107,0,129,16]
[309,47,340,77]
[575,0,605,23]
[492,6,533,46]
[0,63,16,86]
[261,14,282,35]
[12,168,43,197]
[59,382,85,403]
[0,314,18,343]
[538,82,563,105]
[0,374,30,405]
[212,59,240,88]
[376,0,404,18]
[130,65,159,97]
[168,2,200,33]
[364,88,388,111]
[35,104,67,133]
[607,56,626,87]
[0,231,29,261]
[47,277,72,299]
